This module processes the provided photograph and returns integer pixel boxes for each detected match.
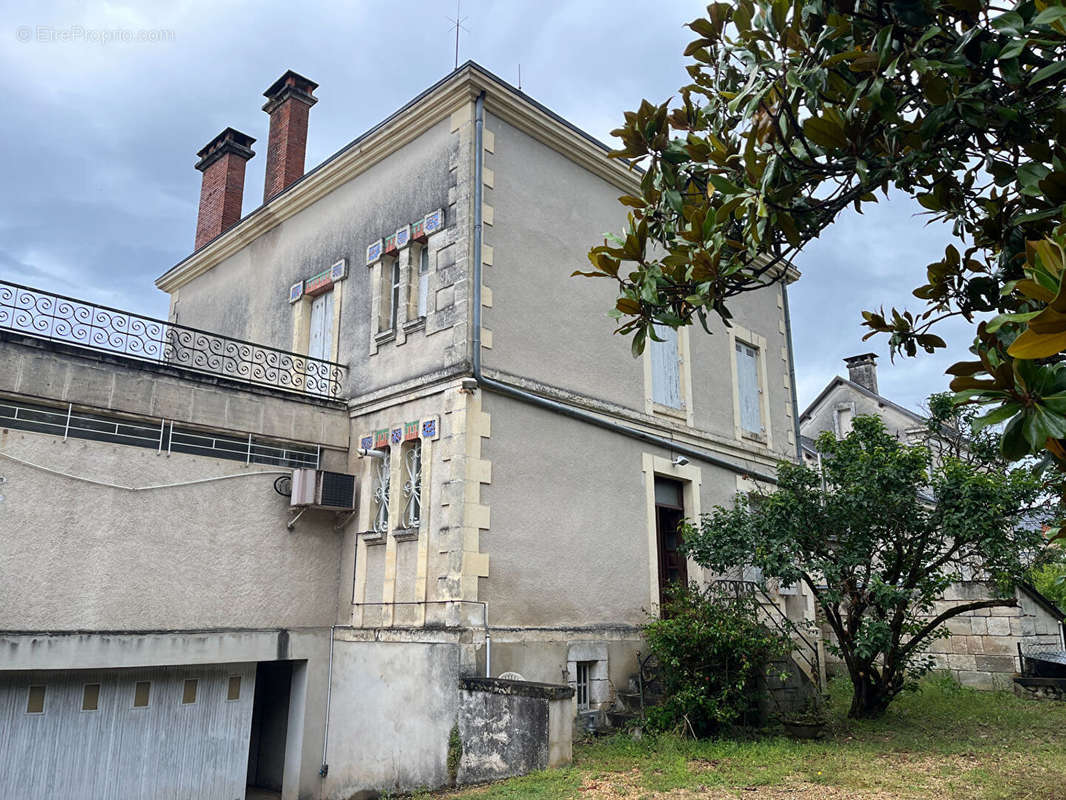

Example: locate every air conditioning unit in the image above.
[290,469,357,511]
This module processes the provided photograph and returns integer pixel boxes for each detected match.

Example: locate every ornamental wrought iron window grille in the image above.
[0,280,345,398]
[372,448,391,534]
[402,440,422,529]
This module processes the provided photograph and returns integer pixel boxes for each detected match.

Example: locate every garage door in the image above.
[0,663,256,800]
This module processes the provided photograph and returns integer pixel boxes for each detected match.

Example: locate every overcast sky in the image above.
[1,0,975,413]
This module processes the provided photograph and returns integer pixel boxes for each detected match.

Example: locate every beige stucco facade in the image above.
[1,63,807,798]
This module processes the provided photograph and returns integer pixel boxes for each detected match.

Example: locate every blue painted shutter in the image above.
[736,341,762,433]
[650,325,681,408]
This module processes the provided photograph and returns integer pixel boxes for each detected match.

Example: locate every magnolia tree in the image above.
[581,0,1066,527]
[683,411,1047,718]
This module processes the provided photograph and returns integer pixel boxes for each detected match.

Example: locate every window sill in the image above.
[651,403,687,421]
[393,526,420,541]
[741,430,768,445]
[360,530,387,545]
[402,317,426,334]
[374,329,397,347]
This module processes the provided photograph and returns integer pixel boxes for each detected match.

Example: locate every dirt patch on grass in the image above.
[576,769,912,800]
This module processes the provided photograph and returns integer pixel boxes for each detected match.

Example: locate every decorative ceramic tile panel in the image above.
[421,417,438,439]
[423,208,444,235]
[304,267,333,296]
[390,427,403,445]
[395,225,411,250]
[384,233,397,254]
[289,282,304,304]
[366,239,383,265]
[330,259,348,281]
[404,421,419,441]
[411,218,427,242]
[374,429,389,448]
[360,436,373,451]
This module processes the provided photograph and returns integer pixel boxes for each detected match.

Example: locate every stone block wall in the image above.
[819,582,1064,691]
[925,583,1063,690]
[457,677,574,785]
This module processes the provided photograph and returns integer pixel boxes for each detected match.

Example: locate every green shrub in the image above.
[642,583,792,737]
[1030,556,1066,613]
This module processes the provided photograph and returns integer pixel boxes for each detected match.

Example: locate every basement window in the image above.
[26,685,45,714]
[182,679,198,705]
[81,683,100,712]
[575,661,593,711]
[133,681,151,708]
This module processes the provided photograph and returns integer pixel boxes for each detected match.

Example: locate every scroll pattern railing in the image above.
[0,280,345,398]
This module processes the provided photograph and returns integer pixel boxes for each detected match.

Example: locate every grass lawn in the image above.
[424,675,1066,800]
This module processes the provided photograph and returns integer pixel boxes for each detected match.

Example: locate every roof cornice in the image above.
[156,63,642,294]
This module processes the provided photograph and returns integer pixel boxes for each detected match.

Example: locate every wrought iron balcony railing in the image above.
[0,280,346,399]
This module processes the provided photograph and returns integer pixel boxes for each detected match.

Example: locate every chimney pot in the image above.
[844,353,879,394]
[262,69,318,202]
[193,127,255,250]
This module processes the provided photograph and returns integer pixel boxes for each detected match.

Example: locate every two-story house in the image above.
[1,63,803,799]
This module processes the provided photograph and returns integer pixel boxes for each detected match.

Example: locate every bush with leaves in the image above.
[1029,550,1066,612]
[683,413,1048,719]
[642,583,793,736]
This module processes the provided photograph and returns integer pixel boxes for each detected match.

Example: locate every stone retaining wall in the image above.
[820,582,1064,691]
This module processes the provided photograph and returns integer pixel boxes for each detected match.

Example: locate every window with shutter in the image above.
[307,290,333,363]
[650,325,682,409]
[736,341,762,434]
[417,246,430,319]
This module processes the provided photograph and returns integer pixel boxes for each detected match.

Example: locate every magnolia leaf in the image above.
[1030,60,1066,86]
[972,402,1022,432]
[1008,328,1066,359]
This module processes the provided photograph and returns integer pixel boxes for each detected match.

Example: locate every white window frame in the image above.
[728,325,773,450]
[643,324,694,425]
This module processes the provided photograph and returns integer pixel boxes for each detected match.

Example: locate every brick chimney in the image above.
[262,70,318,202]
[194,127,255,250]
[844,353,879,394]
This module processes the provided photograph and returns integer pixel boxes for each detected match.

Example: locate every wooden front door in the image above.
[655,477,687,607]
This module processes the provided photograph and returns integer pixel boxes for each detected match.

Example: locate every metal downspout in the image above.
[320,624,336,777]
[469,91,778,484]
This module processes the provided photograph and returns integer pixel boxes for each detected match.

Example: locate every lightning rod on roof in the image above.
[447,0,470,70]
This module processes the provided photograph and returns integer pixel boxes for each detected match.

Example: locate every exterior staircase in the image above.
[585,581,823,734]
[715,579,824,693]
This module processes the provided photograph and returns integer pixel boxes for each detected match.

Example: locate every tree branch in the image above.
[899,597,1018,660]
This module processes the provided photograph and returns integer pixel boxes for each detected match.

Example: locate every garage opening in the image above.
[246,661,293,798]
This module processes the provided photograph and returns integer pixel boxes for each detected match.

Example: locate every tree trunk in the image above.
[847,670,893,719]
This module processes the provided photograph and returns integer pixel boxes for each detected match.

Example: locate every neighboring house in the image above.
[0,63,808,799]
[800,354,1066,690]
